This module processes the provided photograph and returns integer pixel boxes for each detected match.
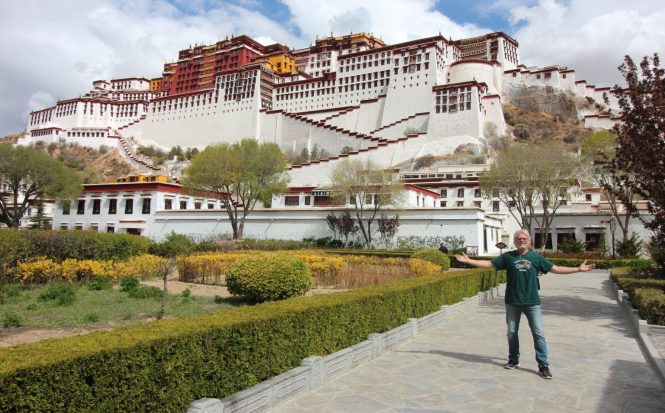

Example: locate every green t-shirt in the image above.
[491,250,554,305]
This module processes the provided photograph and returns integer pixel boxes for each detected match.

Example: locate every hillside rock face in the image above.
[503,85,588,123]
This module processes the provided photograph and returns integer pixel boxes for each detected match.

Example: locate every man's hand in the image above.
[578,260,596,272]
[455,252,470,264]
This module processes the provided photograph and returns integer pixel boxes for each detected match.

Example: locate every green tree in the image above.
[480,144,538,232]
[329,159,404,248]
[581,130,637,240]
[0,144,80,228]
[480,142,579,250]
[28,201,52,229]
[182,138,288,239]
[611,54,665,247]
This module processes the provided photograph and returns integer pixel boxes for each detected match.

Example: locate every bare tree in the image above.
[329,159,404,248]
[480,142,579,250]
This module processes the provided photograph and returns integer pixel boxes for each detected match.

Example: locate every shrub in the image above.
[226,253,312,302]
[87,275,113,291]
[647,241,665,277]
[0,229,151,264]
[632,288,665,325]
[112,254,168,280]
[61,259,111,282]
[38,284,76,306]
[409,258,444,276]
[412,249,450,271]
[16,258,62,284]
[289,252,344,279]
[128,286,162,300]
[120,277,140,292]
[0,229,32,269]
[235,238,315,251]
[558,236,586,253]
[149,232,197,257]
[177,253,247,284]
[2,312,23,328]
[616,232,642,258]
[93,233,152,260]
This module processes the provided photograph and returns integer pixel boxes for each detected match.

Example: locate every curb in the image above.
[188,284,506,413]
[608,273,665,386]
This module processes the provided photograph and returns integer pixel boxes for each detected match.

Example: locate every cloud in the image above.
[0,0,299,136]
[3,0,664,137]
[505,0,665,86]
[281,0,489,43]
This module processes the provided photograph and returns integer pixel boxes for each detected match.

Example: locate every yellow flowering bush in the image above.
[408,258,442,276]
[16,258,62,283]
[111,254,168,280]
[288,252,344,278]
[61,259,112,282]
[177,253,247,285]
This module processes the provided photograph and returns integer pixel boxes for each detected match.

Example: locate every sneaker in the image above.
[504,361,519,369]
[539,365,552,379]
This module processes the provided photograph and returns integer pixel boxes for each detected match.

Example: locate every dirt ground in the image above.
[0,278,347,348]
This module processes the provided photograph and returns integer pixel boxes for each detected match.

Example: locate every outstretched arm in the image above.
[550,260,596,274]
[454,252,495,269]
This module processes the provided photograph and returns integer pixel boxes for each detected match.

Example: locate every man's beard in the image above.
[517,243,529,250]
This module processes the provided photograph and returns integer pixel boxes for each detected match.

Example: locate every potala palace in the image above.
[22,32,649,253]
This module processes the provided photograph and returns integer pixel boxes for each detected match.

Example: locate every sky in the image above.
[1,0,664,136]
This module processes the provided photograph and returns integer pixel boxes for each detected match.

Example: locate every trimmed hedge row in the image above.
[322,249,414,258]
[611,267,665,326]
[547,258,654,269]
[632,288,665,325]
[615,278,665,295]
[0,229,151,264]
[0,268,504,412]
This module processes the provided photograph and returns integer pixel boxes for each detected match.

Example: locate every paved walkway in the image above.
[268,271,665,413]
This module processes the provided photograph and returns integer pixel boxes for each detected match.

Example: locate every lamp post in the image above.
[609,217,616,259]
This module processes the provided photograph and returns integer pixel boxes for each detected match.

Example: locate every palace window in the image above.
[124,199,133,214]
[142,198,151,214]
[77,200,85,215]
[92,199,101,215]
[108,199,117,214]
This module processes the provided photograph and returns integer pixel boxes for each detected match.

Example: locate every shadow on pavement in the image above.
[396,349,505,368]
[595,359,665,413]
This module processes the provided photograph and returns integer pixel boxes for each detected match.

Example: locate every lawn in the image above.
[0,282,233,329]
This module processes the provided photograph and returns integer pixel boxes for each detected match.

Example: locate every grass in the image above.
[0,283,233,329]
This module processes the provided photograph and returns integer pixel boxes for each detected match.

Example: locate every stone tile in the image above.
[265,271,665,413]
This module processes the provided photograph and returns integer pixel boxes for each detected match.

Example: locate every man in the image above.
[455,229,595,379]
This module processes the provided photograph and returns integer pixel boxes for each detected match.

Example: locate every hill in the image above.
[32,141,138,183]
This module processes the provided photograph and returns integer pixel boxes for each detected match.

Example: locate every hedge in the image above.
[0,268,504,412]
[0,229,151,263]
[632,288,665,325]
[615,278,665,295]
[323,249,414,258]
[547,258,654,269]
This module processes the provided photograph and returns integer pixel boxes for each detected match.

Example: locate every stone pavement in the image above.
[268,271,665,413]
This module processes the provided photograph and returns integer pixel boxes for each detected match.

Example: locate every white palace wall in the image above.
[143,207,503,255]
[448,61,503,95]
[372,113,430,140]
[140,97,259,148]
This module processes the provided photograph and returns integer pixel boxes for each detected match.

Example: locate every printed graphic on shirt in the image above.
[514,258,532,272]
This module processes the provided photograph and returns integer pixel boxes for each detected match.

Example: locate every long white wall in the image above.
[143,207,502,254]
